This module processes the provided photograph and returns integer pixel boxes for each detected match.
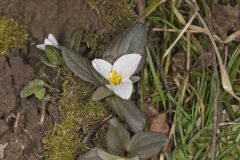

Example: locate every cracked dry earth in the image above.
[0,0,106,159]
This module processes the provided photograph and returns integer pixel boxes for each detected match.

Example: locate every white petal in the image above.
[44,38,54,46]
[106,79,133,99]
[48,33,58,45]
[92,59,112,79]
[36,44,45,50]
[113,54,142,80]
[43,36,59,49]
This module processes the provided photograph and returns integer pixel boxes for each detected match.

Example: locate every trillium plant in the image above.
[92,54,141,99]
[36,23,169,159]
[36,24,148,133]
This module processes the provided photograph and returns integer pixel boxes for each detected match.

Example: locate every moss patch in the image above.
[44,71,109,160]
[0,16,28,56]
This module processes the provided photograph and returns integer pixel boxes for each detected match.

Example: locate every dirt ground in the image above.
[1,1,239,160]
[0,54,60,160]
[0,0,104,159]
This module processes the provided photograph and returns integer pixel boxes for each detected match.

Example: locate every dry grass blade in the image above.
[163,9,198,59]
[152,27,203,33]
[172,3,186,25]
[214,30,240,43]
[152,25,207,34]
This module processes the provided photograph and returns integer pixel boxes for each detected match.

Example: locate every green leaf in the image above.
[61,47,105,86]
[34,88,46,100]
[172,148,186,160]
[105,96,146,133]
[92,86,113,101]
[102,23,148,73]
[45,46,65,66]
[97,150,122,160]
[68,27,84,53]
[127,132,169,159]
[20,79,45,98]
[78,148,102,160]
[106,117,130,155]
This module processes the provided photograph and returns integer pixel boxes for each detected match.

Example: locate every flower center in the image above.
[108,70,122,85]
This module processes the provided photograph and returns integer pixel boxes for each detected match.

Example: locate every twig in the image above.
[83,114,113,144]
[149,43,173,123]
[40,100,46,125]
[14,112,21,132]
[40,95,51,125]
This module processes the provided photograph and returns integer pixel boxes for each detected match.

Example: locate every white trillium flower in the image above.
[92,54,142,100]
[36,33,60,50]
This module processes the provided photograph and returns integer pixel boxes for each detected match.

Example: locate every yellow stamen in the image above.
[108,70,122,85]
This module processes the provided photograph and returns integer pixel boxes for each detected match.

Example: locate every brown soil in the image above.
[0,53,60,160]
[0,0,102,42]
[0,0,104,159]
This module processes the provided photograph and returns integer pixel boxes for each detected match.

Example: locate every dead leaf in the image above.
[0,143,8,159]
[145,102,159,117]
[150,113,169,134]
[145,103,169,134]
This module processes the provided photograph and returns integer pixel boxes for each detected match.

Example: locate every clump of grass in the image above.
[142,0,240,159]
[0,16,28,56]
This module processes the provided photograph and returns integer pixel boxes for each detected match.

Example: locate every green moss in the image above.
[0,16,28,56]
[44,71,109,160]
